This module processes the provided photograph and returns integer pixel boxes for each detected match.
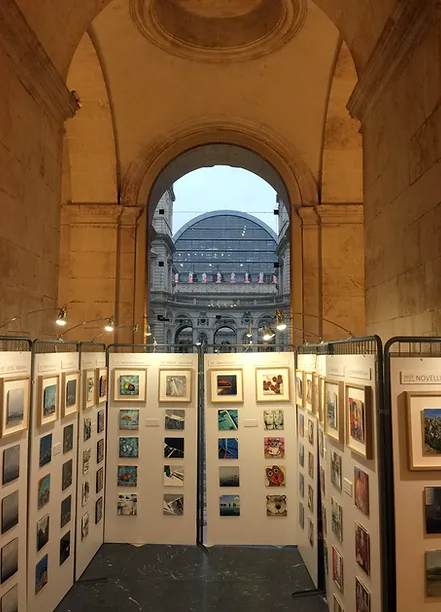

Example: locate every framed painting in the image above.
[158,368,192,403]
[355,577,371,612]
[324,380,344,443]
[346,384,373,459]
[295,370,304,407]
[255,367,291,402]
[83,370,95,410]
[406,392,441,470]
[0,376,30,437]
[209,369,244,404]
[312,373,319,415]
[113,369,147,403]
[355,522,370,576]
[305,372,314,412]
[96,368,108,404]
[319,376,325,424]
[61,372,79,417]
[332,546,344,593]
[38,375,59,427]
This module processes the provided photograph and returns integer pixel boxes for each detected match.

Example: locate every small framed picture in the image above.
[299,502,304,529]
[36,514,49,552]
[96,467,104,493]
[3,445,20,486]
[295,370,304,407]
[1,537,18,583]
[346,384,373,459]
[355,522,370,575]
[324,380,344,443]
[117,493,137,516]
[425,486,441,534]
[35,553,48,594]
[265,465,285,487]
[84,481,92,507]
[255,368,291,402]
[0,376,30,437]
[305,373,314,412]
[158,369,192,403]
[333,594,344,612]
[331,450,342,490]
[319,377,325,423]
[61,372,79,417]
[97,438,104,463]
[83,370,95,410]
[96,368,108,404]
[97,409,105,434]
[209,369,244,404]
[113,369,147,403]
[313,374,319,415]
[38,374,59,427]
[354,467,370,516]
[332,546,343,593]
[95,497,103,524]
[331,497,343,542]
[406,392,441,470]
[355,577,371,611]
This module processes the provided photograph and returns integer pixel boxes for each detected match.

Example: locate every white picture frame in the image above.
[38,374,60,427]
[158,368,192,403]
[61,371,79,417]
[113,369,147,403]
[255,367,291,402]
[209,369,244,404]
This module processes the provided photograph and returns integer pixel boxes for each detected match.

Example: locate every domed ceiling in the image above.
[130,0,307,61]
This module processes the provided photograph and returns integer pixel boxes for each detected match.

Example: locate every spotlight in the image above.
[246,323,252,338]
[262,325,275,341]
[55,306,67,326]
[275,309,287,331]
[104,317,114,332]
[145,324,152,337]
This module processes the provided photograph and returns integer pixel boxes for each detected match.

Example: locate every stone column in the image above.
[297,207,321,342]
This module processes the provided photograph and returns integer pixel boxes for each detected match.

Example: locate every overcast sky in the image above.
[172,167,278,235]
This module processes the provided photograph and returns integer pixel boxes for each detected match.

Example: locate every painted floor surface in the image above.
[56,544,328,612]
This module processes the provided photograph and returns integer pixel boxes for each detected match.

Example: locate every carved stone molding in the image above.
[61,203,144,227]
[317,204,364,225]
[348,0,436,123]
[297,206,320,227]
[0,0,78,123]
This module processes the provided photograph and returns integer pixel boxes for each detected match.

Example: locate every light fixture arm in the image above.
[278,311,353,337]
[92,323,138,343]
[0,306,67,331]
[60,316,114,339]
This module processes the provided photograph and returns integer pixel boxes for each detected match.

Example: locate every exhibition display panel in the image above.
[105,350,198,545]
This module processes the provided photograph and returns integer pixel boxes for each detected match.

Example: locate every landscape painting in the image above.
[164,494,184,516]
[218,438,238,460]
[1,376,29,436]
[164,465,184,487]
[219,466,239,487]
[165,410,185,430]
[2,445,20,485]
[119,409,139,430]
[117,493,138,516]
[424,408,441,455]
[6,388,25,428]
[406,393,441,470]
[219,495,240,517]
[218,409,238,431]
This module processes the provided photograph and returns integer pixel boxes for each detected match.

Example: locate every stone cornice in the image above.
[297,206,320,227]
[61,203,122,224]
[348,0,436,123]
[317,204,364,225]
[0,0,79,123]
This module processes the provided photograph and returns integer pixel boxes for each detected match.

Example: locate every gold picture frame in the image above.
[113,369,147,403]
[345,384,373,459]
[209,369,244,403]
[406,391,441,470]
[318,376,325,423]
[0,376,30,437]
[95,368,108,404]
[255,367,291,402]
[158,368,192,403]
[38,374,60,427]
[295,370,305,407]
[304,372,314,412]
[324,380,344,443]
[83,369,95,410]
[61,371,79,417]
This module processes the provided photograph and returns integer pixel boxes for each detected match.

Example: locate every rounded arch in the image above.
[174,210,278,243]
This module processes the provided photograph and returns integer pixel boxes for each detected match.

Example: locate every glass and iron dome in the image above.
[173,210,278,281]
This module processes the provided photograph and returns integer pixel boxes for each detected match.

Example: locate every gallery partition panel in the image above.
[204,350,297,547]
[105,347,198,545]
[75,344,107,580]
[28,342,79,612]
[0,338,31,612]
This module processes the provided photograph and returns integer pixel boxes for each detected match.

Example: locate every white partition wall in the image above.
[105,352,198,545]
[75,350,107,580]
[205,351,297,546]
[0,347,31,612]
[28,349,79,612]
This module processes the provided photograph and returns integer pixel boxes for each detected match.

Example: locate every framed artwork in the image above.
[119,409,139,430]
[2,445,20,485]
[38,474,51,509]
[331,450,342,490]
[426,550,441,597]
[324,380,344,443]
[295,370,304,407]
[60,495,71,528]
[331,497,343,542]
[355,577,371,611]
[83,417,91,442]
[1,584,18,612]
[264,437,284,459]
[63,424,74,454]
[266,495,287,516]
[165,410,185,430]
[61,371,79,417]
[96,467,104,493]
[308,518,314,546]
[96,368,108,404]
[97,409,105,434]
[308,451,314,479]
[406,392,441,470]
[218,438,238,460]
[39,433,52,468]
[164,465,184,487]
[83,370,95,410]
[255,367,291,402]
[299,472,304,497]
[0,375,30,437]
[425,486,441,534]
[158,369,192,403]
[95,497,103,524]
[298,412,304,438]
[119,437,138,458]
[164,494,184,516]
[35,554,48,594]
[117,493,138,516]
[82,449,91,474]
[265,465,285,487]
[308,485,314,512]
[299,443,304,467]
[60,530,71,565]
[320,467,326,498]
[354,467,370,516]
[97,438,104,463]
[37,514,49,552]
[113,369,147,403]
[164,437,185,459]
[305,373,313,412]
[332,546,343,593]
[81,481,90,506]
[219,466,239,487]
[346,384,373,459]
[263,409,284,431]
[38,374,59,427]
[219,495,240,517]
[62,459,73,490]
[333,595,344,612]
[1,537,18,584]
[308,418,314,445]
[319,377,325,423]
[313,373,319,415]
[299,502,304,529]
[355,522,370,575]
[117,465,137,487]
[209,369,244,403]
[218,410,238,431]
[1,491,18,534]
[81,512,89,540]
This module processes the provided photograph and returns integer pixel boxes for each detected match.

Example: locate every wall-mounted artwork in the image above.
[82,449,91,474]
[164,437,185,459]
[164,494,184,516]
[266,495,287,517]
[308,451,314,479]
[218,438,238,460]
[210,369,244,403]
[305,373,314,412]
[38,474,51,509]
[325,380,344,442]
[308,419,314,445]
[117,493,137,516]
[165,410,185,431]
[264,437,284,459]
[0,376,30,437]
[354,467,370,517]
[295,370,304,407]
[61,372,78,417]
[62,459,73,490]
[117,465,137,487]
[97,438,104,463]
[95,497,103,524]
[298,412,304,438]
[164,465,184,487]
[219,466,239,487]
[81,512,89,540]
[265,465,285,487]
[60,495,71,528]
[97,409,105,434]
[119,409,139,430]
[299,472,304,497]
[96,468,104,493]
[426,550,441,597]
[331,450,342,490]
[299,443,304,467]
[158,369,192,403]
[320,467,326,498]
[2,445,19,486]
[60,530,71,565]
[113,369,147,403]
[83,417,91,442]
[355,522,370,576]
[308,518,314,547]
[332,546,343,593]
[63,424,74,454]
[119,437,138,458]
[319,428,325,460]
[1,538,18,584]
[39,433,52,468]
[355,577,371,611]
[299,502,304,529]
[263,409,284,431]
[81,480,90,507]
[35,554,48,594]
[218,409,238,431]
[406,392,441,470]
[83,370,95,410]
[319,377,325,424]
[308,485,314,512]
[425,486,441,534]
[96,368,108,404]
[219,495,240,517]
[255,368,290,402]
[346,385,373,459]
[1,584,18,612]
[38,375,59,427]
[36,514,49,552]
[1,491,18,535]
[331,497,343,542]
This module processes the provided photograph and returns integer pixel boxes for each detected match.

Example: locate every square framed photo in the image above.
[332,546,344,593]
[324,380,344,443]
[346,384,373,459]
[295,370,304,407]
[305,373,314,412]
[83,370,95,410]
[406,392,441,470]
[209,369,244,404]
[0,376,30,437]
[158,369,192,403]
[38,375,59,427]
[61,372,79,417]
[113,369,147,403]
[96,368,108,404]
[255,368,291,402]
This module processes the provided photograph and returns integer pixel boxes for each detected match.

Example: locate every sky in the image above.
[172,166,278,235]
